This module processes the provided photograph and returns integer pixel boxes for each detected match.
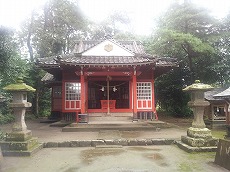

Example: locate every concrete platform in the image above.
[0,119,190,145]
[62,120,165,132]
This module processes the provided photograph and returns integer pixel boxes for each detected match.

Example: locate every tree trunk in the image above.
[27,10,34,62]
[35,89,39,117]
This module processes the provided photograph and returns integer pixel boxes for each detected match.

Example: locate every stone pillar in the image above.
[0,78,42,156]
[226,125,230,139]
[177,80,218,152]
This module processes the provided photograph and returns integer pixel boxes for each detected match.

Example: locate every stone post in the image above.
[177,80,218,152]
[0,78,42,156]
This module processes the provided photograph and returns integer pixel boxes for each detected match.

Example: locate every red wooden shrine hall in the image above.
[37,38,177,122]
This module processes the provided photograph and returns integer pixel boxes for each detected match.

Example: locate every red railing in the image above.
[100,100,116,109]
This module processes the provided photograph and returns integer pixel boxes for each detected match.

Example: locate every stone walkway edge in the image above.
[42,138,175,148]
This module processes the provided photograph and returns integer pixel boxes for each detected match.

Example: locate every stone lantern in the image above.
[0,78,42,156]
[177,80,218,152]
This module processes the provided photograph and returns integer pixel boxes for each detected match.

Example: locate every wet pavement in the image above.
[0,120,187,142]
[0,120,228,172]
[1,146,228,172]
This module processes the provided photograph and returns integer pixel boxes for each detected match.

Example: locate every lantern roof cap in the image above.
[183,80,214,92]
[3,77,36,92]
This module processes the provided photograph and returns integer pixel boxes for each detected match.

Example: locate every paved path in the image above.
[1,120,187,142]
[1,120,229,172]
[1,146,229,172]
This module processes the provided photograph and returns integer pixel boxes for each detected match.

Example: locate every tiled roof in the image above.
[37,39,178,67]
[36,56,59,67]
[156,57,178,67]
[204,88,225,101]
[58,54,153,65]
[37,54,178,67]
[213,87,230,98]
[41,73,54,82]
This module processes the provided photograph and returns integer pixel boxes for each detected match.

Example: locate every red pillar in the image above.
[61,72,65,120]
[132,69,137,119]
[151,79,158,120]
[80,69,85,114]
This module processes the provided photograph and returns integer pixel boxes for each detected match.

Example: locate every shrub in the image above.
[0,113,14,124]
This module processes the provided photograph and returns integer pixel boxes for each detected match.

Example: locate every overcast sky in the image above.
[0,0,230,35]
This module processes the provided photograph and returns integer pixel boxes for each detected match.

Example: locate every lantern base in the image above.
[177,127,218,152]
[6,130,32,142]
[0,130,43,156]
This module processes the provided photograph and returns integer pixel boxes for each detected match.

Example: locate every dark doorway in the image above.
[88,81,129,109]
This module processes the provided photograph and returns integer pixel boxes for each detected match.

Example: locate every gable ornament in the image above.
[104,43,113,52]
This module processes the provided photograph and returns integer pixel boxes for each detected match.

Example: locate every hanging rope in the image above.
[91,81,128,88]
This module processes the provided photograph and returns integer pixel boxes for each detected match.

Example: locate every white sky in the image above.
[0,0,230,35]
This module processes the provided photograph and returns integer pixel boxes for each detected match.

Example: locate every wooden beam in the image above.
[84,71,133,76]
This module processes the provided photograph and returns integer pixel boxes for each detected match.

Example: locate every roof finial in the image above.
[104,34,113,40]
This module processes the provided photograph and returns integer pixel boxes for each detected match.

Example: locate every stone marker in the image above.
[214,139,230,171]
[177,80,218,152]
[0,77,43,156]
[226,125,230,139]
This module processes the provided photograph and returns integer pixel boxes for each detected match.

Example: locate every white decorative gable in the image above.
[82,40,134,56]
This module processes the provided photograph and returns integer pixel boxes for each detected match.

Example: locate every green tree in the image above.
[211,13,230,87]
[18,0,87,117]
[145,1,218,116]
[0,26,28,123]
[19,0,87,60]
[0,27,28,88]
[87,11,131,40]
[147,1,217,83]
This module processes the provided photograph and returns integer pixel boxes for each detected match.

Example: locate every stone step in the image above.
[88,113,133,117]
[89,116,133,121]
[62,122,163,132]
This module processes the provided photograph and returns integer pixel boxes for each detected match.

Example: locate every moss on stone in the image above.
[183,80,213,92]
[3,79,35,92]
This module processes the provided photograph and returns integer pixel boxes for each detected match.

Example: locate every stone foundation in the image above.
[177,127,218,152]
[0,131,42,157]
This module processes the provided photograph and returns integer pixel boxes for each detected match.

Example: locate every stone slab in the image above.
[152,138,174,145]
[41,138,175,148]
[176,141,217,153]
[95,145,123,148]
[214,139,230,171]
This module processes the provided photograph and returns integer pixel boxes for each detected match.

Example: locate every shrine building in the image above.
[37,38,177,123]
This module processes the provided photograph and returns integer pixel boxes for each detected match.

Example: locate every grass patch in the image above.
[211,130,226,139]
[178,161,203,172]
